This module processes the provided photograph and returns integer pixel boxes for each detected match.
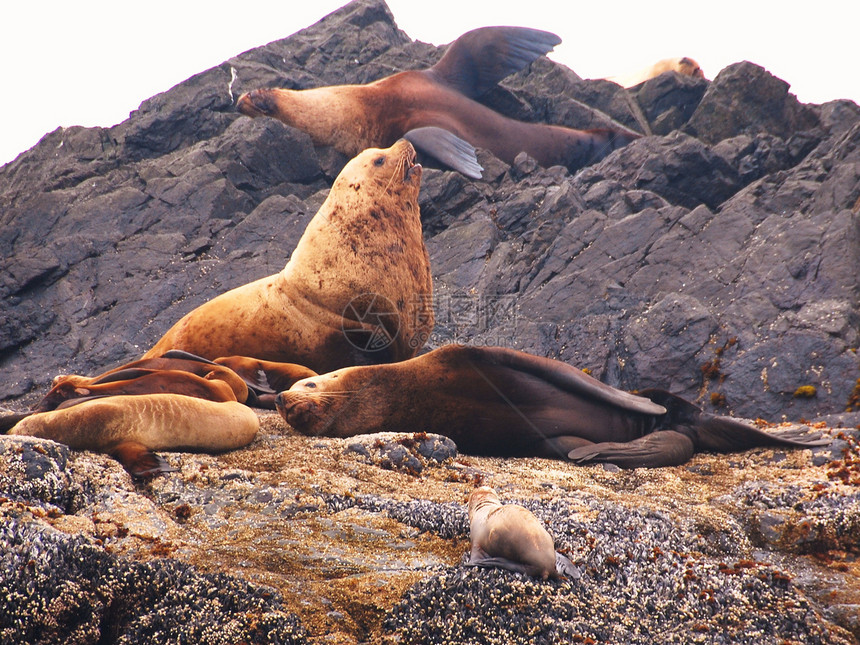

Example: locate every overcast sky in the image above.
[2,1,857,166]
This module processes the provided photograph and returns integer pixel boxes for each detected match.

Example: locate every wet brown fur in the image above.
[143,141,433,374]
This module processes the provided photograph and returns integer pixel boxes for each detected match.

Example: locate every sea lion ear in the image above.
[403,127,483,179]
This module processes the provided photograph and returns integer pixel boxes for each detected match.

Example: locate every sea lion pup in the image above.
[236,26,641,176]
[6,394,260,478]
[466,486,577,579]
[604,57,705,88]
[275,345,828,468]
[143,140,433,373]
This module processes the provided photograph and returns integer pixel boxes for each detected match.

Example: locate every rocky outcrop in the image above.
[1,0,859,642]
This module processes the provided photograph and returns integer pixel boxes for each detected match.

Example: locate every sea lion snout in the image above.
[275,392,322,434]
[236,89,277,117]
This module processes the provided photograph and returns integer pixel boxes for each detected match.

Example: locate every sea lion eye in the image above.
[305,382,317,389]
[373,156,385,166]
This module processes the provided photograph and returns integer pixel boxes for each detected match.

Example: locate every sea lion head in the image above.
[468,486,502,520]
[236,89,280,117]
[333,139,422,201]
[677,57,705,79]
[275,367,388,438]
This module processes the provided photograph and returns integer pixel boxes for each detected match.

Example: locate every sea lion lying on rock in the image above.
[237,26,640,177]
[466,486,578,579]
[6,394,260,478]
[275,345,828,468]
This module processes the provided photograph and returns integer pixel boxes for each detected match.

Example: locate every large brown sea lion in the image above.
[604,57,705,88]
[275,345,828,468]
[7,394,260,478]
[236,26,641,177]
[143,140,433,373]
[466,486,577,579]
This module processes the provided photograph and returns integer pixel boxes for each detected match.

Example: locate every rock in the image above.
[685,61,821,144]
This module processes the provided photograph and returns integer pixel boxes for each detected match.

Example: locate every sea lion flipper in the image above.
[555,552,581,579]
[465,556,537,576]
[159,349,218,364]
[110,441,177,479]
[693,414,831,452]
[567,430,695,468]
[402,127,483,179]
[461,346,666,415]
[429,26,562,98]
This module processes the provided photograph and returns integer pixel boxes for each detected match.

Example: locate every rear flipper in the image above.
[465,556,550,578]
[403,127,483,179]
[110,441,178,480]
[568,430,695,468]
[695,413,830,452]
[639,388,830,454]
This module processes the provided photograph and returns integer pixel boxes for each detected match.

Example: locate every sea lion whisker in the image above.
[384,154,407,192]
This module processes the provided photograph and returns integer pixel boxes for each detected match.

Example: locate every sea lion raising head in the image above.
[143,140,434,374]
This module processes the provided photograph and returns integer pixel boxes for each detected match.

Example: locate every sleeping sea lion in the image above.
[7,394,260,478]
[275,345,828,468]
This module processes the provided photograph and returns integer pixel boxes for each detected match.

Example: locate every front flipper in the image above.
[110,441,178,480]
[465,556,541,577]
[568,430,695,468]
[429,26,562,98]
[403,127,483,179]
[555,552,581,579]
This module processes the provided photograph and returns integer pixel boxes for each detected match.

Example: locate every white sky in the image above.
[1,1,857,167]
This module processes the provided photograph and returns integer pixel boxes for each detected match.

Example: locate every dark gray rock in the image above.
[0,519,308,645]
[685,61,821,145]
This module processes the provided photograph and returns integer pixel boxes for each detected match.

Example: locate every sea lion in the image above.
[604,57,705,88]
[36,369,240,410]
[33,352,251,412]
[143,140,433,373]
[275,345,828,468]
[7,394,260,478]
[236,26,640,177]
[466,486,577,579]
